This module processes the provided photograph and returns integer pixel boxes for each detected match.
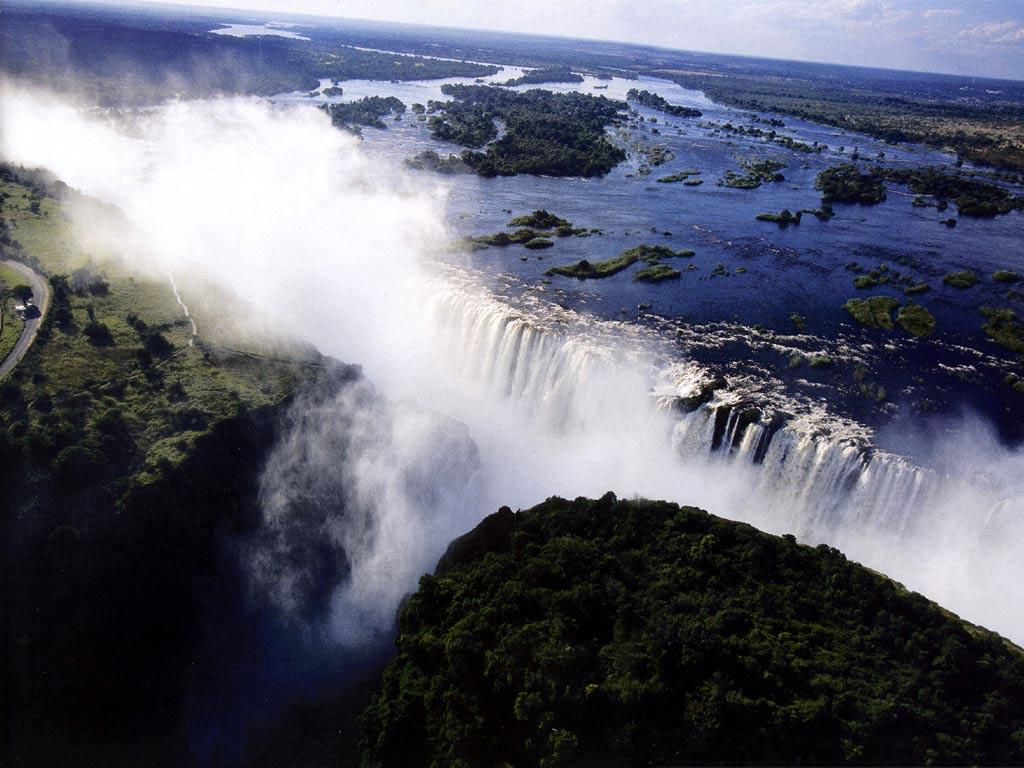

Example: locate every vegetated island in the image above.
[426,85,627,177]
[361,494,1024,768]
[980,307,1024,354]
[403,150,470,174]
[546,243,694,280]
[755,205,834,226]
[656,168,701,183]
[467,210,594,250]
[626,88,702,118]
[717,121,818,153]
[322,96,405,134]
[816,164,1024,216]
[720,159,786,189]
[503,65,583,86]
[843,295,937,337]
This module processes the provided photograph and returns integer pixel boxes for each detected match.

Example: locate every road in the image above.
[0,260,50,381]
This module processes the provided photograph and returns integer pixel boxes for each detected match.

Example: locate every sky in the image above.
[78,0,1024,80]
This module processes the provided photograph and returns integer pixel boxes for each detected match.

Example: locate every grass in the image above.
[0,172,319,481]
[635,264,681,282]
[943,270,980,289]
[843,296,900,330]
[897,304,937,337]
[508,210,571,229]
[980,307,1024,354]
[0,262,26,362]
[546,244,695,280]
[546,253,639,279]
[656,169,701,183]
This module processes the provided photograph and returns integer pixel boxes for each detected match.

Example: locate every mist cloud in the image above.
[1,82,1022,646]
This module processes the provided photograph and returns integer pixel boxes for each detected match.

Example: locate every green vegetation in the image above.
[471,228,546,247]
[721,159,785,189]
[659,67,1024,173]
[0,262,27,362]
[656,168,701,183]
[851,264,921,292]
[878,166,1024,218]
[634,264,681,282]
[634,145,674,174]
[547,244,693,280]
[717,121,816,153]
[428,85,626,177]
[897,304,937,337]
[0,164,322,505]
[322,85,344,97]
[904,282,931,296]
[980,307,1024,353]
[323,96,405,132]
[508,209,571,229]
[994,270,1022,283]
[1,5,500,105]
[626,88,702,118]
[403,150,469,174]
[504,65,583,86]
[815,164,887,205]
[1,164,340,763]
[756,209,802,226]
[844,296,900,329]
[944,270,980,289]
[362,495,1024,768]
[468,214,595,249]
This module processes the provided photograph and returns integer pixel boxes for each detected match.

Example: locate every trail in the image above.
[0,259,51,381]
[169,272,198,346]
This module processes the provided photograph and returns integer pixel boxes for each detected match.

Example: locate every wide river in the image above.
[274,64,1024,448]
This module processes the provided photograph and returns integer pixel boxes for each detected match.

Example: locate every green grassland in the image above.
[0,168,322,493]
[0,261,25,361]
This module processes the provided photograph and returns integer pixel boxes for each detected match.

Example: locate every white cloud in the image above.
[734,0,911,26]
[958,19,1024,45]
[922,7,962,19]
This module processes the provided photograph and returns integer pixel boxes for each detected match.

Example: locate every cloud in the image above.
[922,7,962,19]
[734,0,911,26]
[958,19,1024,45]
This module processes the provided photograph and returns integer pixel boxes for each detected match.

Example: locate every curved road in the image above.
[0,260,50,381]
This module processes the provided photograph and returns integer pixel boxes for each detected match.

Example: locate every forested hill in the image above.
[362,495,1024,767]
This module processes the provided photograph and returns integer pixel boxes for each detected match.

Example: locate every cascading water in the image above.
[424,266,943,542]
[378,266,1024,645]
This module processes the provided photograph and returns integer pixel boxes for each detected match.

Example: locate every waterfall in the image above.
[420,268,970,547]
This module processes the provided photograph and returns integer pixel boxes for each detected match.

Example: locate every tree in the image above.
[12,284,32,303]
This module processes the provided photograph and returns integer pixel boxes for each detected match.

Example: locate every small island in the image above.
[503,65,584,86]
[547,244,694,279]
[626,88,703,118]
[427,85,627,177]
[721,159,786,189]
[844,296,900,329]
[322,95,405,132]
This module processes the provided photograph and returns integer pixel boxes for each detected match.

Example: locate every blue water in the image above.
[276,70,1024,440]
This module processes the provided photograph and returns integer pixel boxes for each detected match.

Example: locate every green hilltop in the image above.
[362,495,1024,768]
